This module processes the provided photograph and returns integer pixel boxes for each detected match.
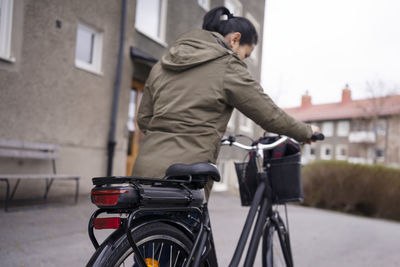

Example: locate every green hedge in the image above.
[302,161,400,221]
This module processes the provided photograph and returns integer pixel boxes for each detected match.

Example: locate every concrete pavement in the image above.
[1,193,399,266]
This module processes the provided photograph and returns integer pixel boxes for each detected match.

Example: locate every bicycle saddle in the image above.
[165,162,221,183]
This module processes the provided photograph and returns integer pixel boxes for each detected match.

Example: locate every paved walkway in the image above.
[0,193,399,266]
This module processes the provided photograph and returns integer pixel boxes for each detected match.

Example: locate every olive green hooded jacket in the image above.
[132,29,312,179]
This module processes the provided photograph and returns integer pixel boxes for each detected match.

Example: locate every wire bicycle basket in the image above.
[235,136,303,206]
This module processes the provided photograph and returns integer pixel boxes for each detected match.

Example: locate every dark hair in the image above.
[202,6,258,45]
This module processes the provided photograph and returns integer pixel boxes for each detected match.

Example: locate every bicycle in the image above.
[86,133,324,267]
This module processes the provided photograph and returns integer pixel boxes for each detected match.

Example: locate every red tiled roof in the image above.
[284,95,400,122]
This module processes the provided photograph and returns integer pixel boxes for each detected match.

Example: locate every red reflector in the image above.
[94,217,121,229]
[91,189,129,206]
[92,194,120,206]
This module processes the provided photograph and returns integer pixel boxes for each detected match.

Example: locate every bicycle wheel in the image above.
[263,219,293,267]
[90,221,193,267]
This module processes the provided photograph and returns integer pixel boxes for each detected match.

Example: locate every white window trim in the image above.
[197,0,210,11]
[301,144,316,164]
[309,144,316,160]
[335,144,348,160]
[75,23,103,75]
[376,119,387,136]
[322,121,334,137]
[239,113,253,133]
[0,0,15,62]
[337,120,350,137]
[224,0,243,16]
[245,12,260,64]
[320,144,333,160]
[135,0,168,47]
[227,110,236,130]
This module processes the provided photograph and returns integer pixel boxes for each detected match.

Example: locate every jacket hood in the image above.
[161,29,232,72]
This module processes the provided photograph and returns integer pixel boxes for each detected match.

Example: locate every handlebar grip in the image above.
[311,133,325,141]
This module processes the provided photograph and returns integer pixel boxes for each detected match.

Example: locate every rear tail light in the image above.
[90,186,139,209]
[91,189,130,206]
[94,217,121,229]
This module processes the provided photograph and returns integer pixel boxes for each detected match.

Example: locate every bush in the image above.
[302,161,400,221]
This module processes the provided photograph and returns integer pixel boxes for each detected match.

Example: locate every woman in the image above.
[132,7,319,198]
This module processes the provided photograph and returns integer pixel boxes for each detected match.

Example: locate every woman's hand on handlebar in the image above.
[307,125,324,143]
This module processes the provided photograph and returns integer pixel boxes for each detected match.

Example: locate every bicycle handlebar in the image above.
[311,133,325,141]
[221,136,289,152]
[221,133,325,152]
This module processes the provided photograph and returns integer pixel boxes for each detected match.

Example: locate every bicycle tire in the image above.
[88,221,194,267]
[263,219,293,267]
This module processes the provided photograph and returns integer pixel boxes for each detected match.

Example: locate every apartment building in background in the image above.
[0,0,266,198]
[285,86,400,168]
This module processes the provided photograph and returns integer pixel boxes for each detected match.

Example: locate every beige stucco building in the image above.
[285,87,400,168]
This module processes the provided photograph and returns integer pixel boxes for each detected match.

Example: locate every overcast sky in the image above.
[260,0,400,108]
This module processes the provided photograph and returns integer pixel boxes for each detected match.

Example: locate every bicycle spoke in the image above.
[158,242,164,262]
[153,242,155,265]
[170,245,173,267]
[173,250,180,267]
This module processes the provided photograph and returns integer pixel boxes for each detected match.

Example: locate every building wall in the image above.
[0,0,133,198]
[301,116,399,168]
[0,0,266,199]
[387,115,400,167]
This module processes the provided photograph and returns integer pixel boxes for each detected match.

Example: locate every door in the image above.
[126,80,144,175]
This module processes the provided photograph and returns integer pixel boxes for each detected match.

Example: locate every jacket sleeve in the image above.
[136,83,153,134]
[223,58,312,142]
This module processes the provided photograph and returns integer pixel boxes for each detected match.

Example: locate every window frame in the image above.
[224,0,243,16]
[245,12,260,64]
[135,0,168,47]
[337,120,350,137]
[75,23,103,75]
[309,144,316,160]
[0,0,15,62]
[322,121,334,137]
[197,0,210,11]
[376,119,387,136]
[320,144,333,160]
[335,144,348,160]
[227,110,236,130]
[239,112,253,134]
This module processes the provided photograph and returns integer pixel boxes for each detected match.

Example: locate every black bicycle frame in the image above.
[88,160,293,267]
[228,171,274,267]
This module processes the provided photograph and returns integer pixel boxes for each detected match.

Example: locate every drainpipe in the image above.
[107,0,127,176]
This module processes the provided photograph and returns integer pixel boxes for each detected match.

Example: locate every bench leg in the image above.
[74,178,79,204]
[43,178,54,200]
[0,179,10,212]
[10,179,21,200]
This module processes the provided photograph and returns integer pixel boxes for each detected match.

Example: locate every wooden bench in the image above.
[0,139,80,211]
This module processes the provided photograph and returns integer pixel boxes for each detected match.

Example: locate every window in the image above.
[245,12,260,64]
[135,0,167,45]
[224,0,243,16]
[376,148,384,158]
[335,145,348,160]
[239,112,253,133]
[302,144,316,164]
[320,144,333,160]
[310,147,316,157]
[127,90,137,132]
[198,0,210,11]
[75,23,103,74]
[337,121,350,136]
[376,119,387,136]
[0,0,14,61]
[322,121,334,137]
[227,110,236,130]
